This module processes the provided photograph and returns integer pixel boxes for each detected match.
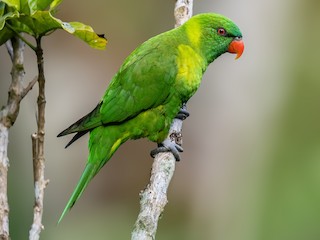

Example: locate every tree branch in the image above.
[0,37,26,240]
[21,77,38,99]
[174,0,193,28]
[5,41,13,62]
[29,37,49,240]
[131,1,193,239]
[0,124,10,240]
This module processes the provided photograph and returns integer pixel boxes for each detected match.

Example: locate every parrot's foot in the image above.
[175,104,190,120]
[150,138,183,161]
[150,104,188,161]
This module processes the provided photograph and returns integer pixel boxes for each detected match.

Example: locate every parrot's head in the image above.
[183,13,244,63]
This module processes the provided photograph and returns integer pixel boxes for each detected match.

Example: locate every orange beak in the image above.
[228,38,244,60]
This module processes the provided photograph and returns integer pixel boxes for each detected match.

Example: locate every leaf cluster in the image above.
[0,0,107,49]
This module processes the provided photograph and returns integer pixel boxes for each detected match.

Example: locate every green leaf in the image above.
[20,0,30,14]
[0,2,18,45]
[16,11,107,49]
[1,0,20,11]
[0,2,107,50]
[66,22,107,50]
[0,2,5,16]
[18,10,61,36]
[49,0,62,11]
[0,26,14,45]
[0,10,19,30]
[28,0,53,14]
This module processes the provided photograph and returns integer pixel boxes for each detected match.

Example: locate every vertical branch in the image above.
[0,37,26,240]
[131,1,193,239]
[29,37,49,240]
[174,0,193,28]
[0,125,10,240]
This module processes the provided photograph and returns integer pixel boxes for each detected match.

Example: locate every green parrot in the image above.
[58,13,244,222]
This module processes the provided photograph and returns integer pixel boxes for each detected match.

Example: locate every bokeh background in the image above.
[1,0,320,239]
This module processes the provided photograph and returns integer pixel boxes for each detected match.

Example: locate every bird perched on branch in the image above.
[58,13,244,222]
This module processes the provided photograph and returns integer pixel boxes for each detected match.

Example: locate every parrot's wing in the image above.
[100,39,178,124]
[58,35,178,141]
[57,102,102,137]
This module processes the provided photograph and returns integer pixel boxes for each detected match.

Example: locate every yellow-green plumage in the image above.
[58,13,243,222]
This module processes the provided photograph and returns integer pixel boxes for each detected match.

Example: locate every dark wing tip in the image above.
[64,131,89,148]
[57,127,72,137]
[57,132,65,138]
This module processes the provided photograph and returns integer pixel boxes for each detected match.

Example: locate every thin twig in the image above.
[5,40,13,61]
[29,37,49,240]
[21,76,38,99]
[131,1,193,239]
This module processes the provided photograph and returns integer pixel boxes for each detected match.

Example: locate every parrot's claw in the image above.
[175,104,190,120]
[150,139,183,161]
[150,104,187,161]
[175,108,190,120]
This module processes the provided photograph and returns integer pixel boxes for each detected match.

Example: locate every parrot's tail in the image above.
[58,162,98,224]
[58,125,130,224]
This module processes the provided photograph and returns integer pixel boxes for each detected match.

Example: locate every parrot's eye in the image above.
[217,28,227,36]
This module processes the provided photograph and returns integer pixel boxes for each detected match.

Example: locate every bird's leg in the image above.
[150,134,184,161]
[175,103,190,120]
[150,103,189,161]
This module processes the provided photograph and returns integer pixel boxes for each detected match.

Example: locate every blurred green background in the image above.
[1,0,320,239]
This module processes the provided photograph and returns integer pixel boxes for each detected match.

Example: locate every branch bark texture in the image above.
[29,37,49,240]
[131,1,193,239]
[0,125,10,240]
[0,37,27,240]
